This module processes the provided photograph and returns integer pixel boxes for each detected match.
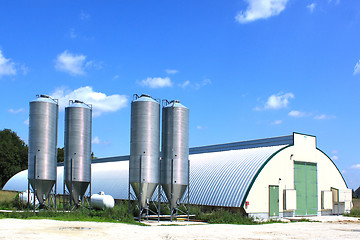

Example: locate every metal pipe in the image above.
[138,155,142,222]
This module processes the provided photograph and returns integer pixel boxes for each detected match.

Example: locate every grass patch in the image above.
[346,209,360,217]
[0,190,18,202]
[0,203,142,225]
[198,210,257,224]
[189,206,261,225]
[0,191,21,210]
[0,191,141,224]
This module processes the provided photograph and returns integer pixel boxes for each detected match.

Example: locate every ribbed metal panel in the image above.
[64,100,92,204]
[28,95,58,203]
[186,145,287,207]
[161,100,189,207]
[129,94,160,207]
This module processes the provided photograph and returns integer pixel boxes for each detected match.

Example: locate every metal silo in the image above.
[28,95,58,206]
[64,100,92,206]
[129,94,160,213]
[161,100,189,218]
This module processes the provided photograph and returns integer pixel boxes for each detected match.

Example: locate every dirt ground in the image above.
[0,216,359,240]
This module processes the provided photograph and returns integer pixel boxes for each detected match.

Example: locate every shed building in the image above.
[3,132,352,219]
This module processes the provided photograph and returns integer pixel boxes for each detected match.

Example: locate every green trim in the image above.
[316,148,348,188]
[240,144,293,208]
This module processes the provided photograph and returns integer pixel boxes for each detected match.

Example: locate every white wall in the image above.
[245,133,350,217]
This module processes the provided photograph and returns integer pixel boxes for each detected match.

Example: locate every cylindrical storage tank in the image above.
[64,100,92,205]
[130,94,160,209]
[91,192,115,210]
[161,100,189,209]
[28,94,58,204]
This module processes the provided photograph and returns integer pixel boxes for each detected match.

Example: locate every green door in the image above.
[294,162,318,216]
[306,163,318,215]
[269,185,279,217]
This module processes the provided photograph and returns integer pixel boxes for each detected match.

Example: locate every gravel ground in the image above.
[0,216,359,240]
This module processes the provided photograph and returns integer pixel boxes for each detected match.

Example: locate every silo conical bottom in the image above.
[162,184,188,209]
[29,179,55,205]
[65,181,90,205]
[130,182,157,208]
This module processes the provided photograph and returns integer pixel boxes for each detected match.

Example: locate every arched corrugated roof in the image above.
[186,145,287,207]
[3,145,287,208]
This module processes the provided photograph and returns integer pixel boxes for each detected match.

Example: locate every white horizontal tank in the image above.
[91,192,115,210]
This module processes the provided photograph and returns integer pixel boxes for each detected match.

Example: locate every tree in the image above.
[0,129,28,189]
[57,147,64,162]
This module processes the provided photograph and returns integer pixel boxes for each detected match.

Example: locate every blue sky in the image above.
[0,0,359,189]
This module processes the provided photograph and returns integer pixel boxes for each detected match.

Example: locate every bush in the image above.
[197,209,256,225]
[347,209,360,217]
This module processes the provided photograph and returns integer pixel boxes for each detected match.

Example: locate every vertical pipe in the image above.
[128,160,131,215]
[158,156,161,222]
[70,157,73,207]
[170,158,174,222]
[54,180,57,211]
[188,164,190,221]
[138,155,142,222]
[33,154,37,213]
[63,176,65,211]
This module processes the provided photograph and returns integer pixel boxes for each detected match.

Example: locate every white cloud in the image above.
[307,3,316,13]
[92,136,101,144]
[80,11,90,21]
[288,110,306,117]
[51,86,128,117]
[271,120,283,125]
[8,108,24,114]
[179,80,190,88]
[235,0,289,23]
[113,75,119,80]
[92,136,110,145]
[332,155,339,161]
[351,164,360,169]
[354,60,360,75]
[165,69,179,74]
[24,118,29,125]
[69,28,77,39]
[194,78,212,90]
[55,50,98,76]
[140,77,173,88]
[314,114,336,120]
[331,150,339,154]
[197,125,207,130]
[260,92,294,110]
[0,50,17,77]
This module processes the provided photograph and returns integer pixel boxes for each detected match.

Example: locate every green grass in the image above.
[197,210,257,224]
[0,191,141,224]
[0,191,21,210]
[0,203,143,225]
[346,209,360,217]
[0,190,18,202]
[188,206,260,225]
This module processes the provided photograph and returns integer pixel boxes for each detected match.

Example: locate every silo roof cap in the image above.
[133,94,159,103]
[165,100,187,108]
[31,95,58,104]
[67,100,92,109]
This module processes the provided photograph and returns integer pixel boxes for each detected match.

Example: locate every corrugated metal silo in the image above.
[64,100,92,205]
[161,100,189,212]
[130,94,160,209]
[28,95,59,205]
